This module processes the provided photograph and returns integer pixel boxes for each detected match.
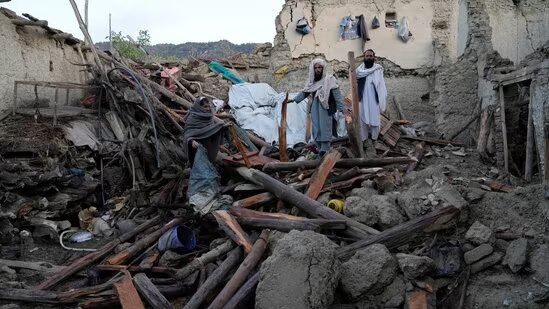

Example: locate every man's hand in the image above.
[191,140,200,149]
[286,99,295,103]
[223,122,232,128]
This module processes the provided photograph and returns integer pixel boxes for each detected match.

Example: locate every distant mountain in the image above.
[95,40,258,60]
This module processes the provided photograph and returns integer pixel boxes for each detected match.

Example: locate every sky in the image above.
[4,0,286,45]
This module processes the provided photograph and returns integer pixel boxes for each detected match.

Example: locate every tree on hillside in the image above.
[109,29,151,61]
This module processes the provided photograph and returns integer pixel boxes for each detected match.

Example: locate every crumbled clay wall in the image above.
[431,0,549,142]
[0,8,90,112]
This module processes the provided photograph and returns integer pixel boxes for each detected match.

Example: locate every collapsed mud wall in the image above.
[432,0,549,143]
[0,8,90,112]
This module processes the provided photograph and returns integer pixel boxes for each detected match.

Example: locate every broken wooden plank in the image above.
[114,272,145,309]
[232,192,276,208]
[0,259,64,274]
[213,210,253,254]
[305,149,342,199]
[499,85,509,173]
[0,288,68,304]
[406,142,426,173]
[207,230,270,309]
[262,156,415,173]
[525,89,534,182]
[133,273,172,309]
[278,93,289,162]
[104,218,183,265]
[236,167,379,238]
[348,51,365,158]
[228,125,252,168]
[36,216,161,290]
[183,247,243,309]
[402,135,463,147]
[337,206,460,260]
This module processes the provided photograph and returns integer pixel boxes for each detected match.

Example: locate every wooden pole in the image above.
[212,210,253,254]
[228,125,252,168]
[84,0,89,31]
[348,51,365,158]
[336,206,460,260]
[183,247,243,309]
[104,218,183,265]
[305,149,342,199]
[223,272,260,309]
[279,93,289,162]
[262,156,414,172]
[232,192,275,208]
[236,168,379,238]
[525,88,534,181]
[68,0,106,76]
[175,240,234,280]
[499,85,509,173]
[36,216,161,290]
[392,96,406,120]
[477,108,492,154]
[133,273,172,309]
[207,230,270,309]
[109,13,112,51]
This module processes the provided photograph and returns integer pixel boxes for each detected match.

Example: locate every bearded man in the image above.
[288,58,344,157]
[356,49,387,157]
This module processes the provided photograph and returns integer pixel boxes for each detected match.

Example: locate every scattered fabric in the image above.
[339,15,360,41]
[296,16,312,35]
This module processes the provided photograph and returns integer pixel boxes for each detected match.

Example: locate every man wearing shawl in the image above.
[182,97,226,167]
[288,58,344,157]
[356,49,387,157]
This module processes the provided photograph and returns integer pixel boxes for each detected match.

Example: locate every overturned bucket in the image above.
[157,225,196,253]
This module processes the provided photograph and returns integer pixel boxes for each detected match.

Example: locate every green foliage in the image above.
[108,29,151,61]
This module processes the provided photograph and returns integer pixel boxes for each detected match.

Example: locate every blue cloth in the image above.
[208,61,246,84]
[339,16,360,41]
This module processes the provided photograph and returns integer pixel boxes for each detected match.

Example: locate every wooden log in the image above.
[263,156,414,173]
[133,273,172,309]
[114,273,145,309]
[104,218,183,265]
[213,210,253,254]
[236,168,379,238]
[477,108,493,153]
[392,96,406,120]
[58,280,117,300]
[525,90,534,182]
[232,192,275,208]
[182,73,206,82]
[36,216,161,290]
[321,174,374,193]
[479,178,513,193]
[348,51,365,158]
[228,125,252,168]
[230,207,346,231]
[305,149,342,199]
[327,166,361,184]
[499,85,509,173]
[207,230,270,309]
[236,217,345,232]
[279,93,289,162]
[175,240,234,280]
[0,288,67,304]
[406,142,426,173]
[183,247,243,309]
[0,259,64,274]
[336,206,460,260]
[402,136,463,147]
[68,0,106,76]
[224,271,260,309]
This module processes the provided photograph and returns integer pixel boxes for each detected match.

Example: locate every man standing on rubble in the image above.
[288,58,344,157]
[356,49,387,157]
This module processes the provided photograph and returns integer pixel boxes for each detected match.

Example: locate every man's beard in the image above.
[364,59,374,68]
[314,73,322,81]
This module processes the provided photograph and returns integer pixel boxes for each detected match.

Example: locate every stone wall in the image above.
[0,8,90,112]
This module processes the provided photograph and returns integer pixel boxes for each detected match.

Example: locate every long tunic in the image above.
[359,74,382,127]
[294,88,344,144]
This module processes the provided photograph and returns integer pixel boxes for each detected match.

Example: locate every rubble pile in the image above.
[1,11,548,309]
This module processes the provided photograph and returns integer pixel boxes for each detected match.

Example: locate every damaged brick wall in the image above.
[0,8,90,112]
